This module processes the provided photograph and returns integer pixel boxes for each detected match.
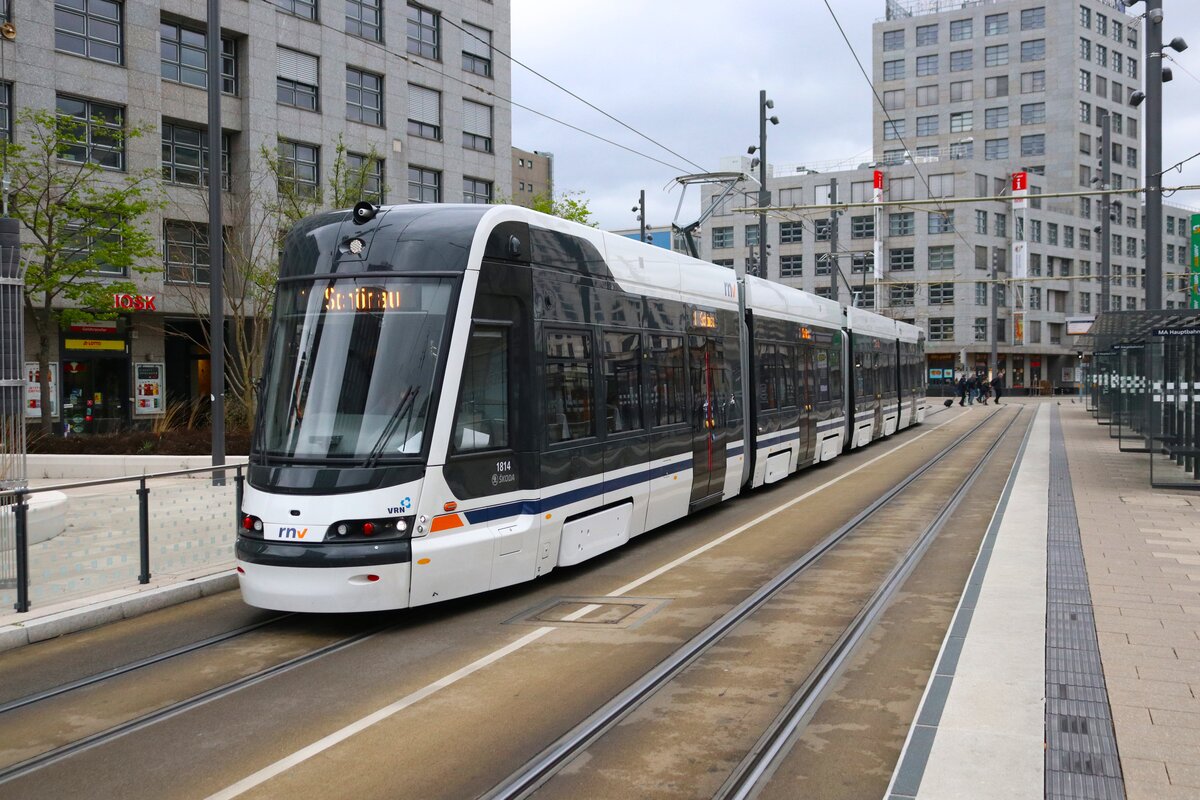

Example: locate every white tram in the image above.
[237,204,926,612]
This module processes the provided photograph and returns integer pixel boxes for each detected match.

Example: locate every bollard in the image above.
[137,478,151,584]
[14,492,28,612]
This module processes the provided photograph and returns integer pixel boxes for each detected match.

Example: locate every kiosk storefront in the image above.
[60,320,130,433]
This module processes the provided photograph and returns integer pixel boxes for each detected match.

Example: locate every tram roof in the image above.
[1082,310,1200,352]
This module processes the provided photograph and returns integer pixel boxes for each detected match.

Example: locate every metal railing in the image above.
[4,462,243,614]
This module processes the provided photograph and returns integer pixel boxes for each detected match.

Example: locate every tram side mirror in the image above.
[352,201,378,225]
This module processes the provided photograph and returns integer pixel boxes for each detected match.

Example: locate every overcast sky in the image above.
[510,0,1200,231]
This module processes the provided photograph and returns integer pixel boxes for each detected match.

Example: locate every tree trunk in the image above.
[35,303,54,437]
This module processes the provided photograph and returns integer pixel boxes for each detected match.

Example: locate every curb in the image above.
[0,571,238,654]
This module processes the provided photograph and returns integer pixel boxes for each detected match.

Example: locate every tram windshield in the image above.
[257,277,455,463]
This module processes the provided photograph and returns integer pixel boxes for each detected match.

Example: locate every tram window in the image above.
[828,346,843,402]
[603,330,642,433]
[648,334,686,426]
[545,330,594,443]
[452,326,509,452]
[756,343,778,411]
[815,349,831,404]
[780,344,798,408]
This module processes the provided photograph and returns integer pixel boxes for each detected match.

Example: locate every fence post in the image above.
[14,491,28,612]
[137,477,151,585]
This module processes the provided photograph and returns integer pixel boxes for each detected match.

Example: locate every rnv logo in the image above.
[277,527,308,539]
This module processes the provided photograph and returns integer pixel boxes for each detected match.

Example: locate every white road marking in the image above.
[205,410,965,799]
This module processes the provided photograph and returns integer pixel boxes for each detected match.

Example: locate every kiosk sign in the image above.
[1012,172,1028,210]
[1190,214,1200,310]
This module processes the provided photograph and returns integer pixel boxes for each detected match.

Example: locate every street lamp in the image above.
[746,90,778,278]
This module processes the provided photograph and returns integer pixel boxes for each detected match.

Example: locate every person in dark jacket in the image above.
[957,374,968,406]
[991,371,1005,404]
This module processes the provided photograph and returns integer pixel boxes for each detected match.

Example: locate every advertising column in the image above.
[873,170,883,311]
[1191,214,1199,310]
[1011,172,1028,346]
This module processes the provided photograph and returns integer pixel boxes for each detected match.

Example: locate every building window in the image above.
[463,176,492,204]
[277,139,319,198]
[815,253,833,276]
[0,83,10,142]
[917,85,940,106]
[889,247,915,271]
[929,173,954,198]
[745,225,759,247]
[930,282,954,304]
[164,221,211,284]
[882,29,904,51]
[815,219,832,242]
[883,90,904,110]
[984,13,1008,36]
[161,122,229,189]
[277,48,319,110]
[55,0,122,65]
[1021,134,1045,157]
[950,141,974,160]
[929,211,955,234]
[994,213,1007,237]
[975,211,988,235]
[929,245,955,270]
[1080,6,1091,28]
[463,99,493,152]
[63,222,125,276]
[916,54,938,76]
[1048,223,1058,246]
[712,226,733,249]
[1021,7,1045,30]
[1021,102,1045,125]
[1079,101,1091,123]
[346,0,382,42]
[780,254,802,278]
[1029,287,1041,310]
[944,81,969,103]
[883,59,905,81]
[347,151,385,203]
[160,22,237,94]
[851,216,874,239]
[950,50,973,72]
[890,283,915,306]
[1079,69,1092,92]
[346,67,383,125]
[985,107,1009,129]
[779,222,803,244]
[929,317,954,342]
[916,24,938,46]
[408,166,440,203]
[975,281,989,305]
[948,111,973,134]
[279,0,316,20]
[916,115,938,137]
[889,212,915,237]
[950,19,972,41]
[407,84,441,139]
[883,121,904,142]
[407,2,439,60]
[889,177,915,202]
[1021,70,1046,93]
[56,95,124,170]
[974,318,988,342]
[462,21,493,77]
[1113,51,1123,75]
[1080,38,1092,61]
[984,76,1008,99]
[1096,44,1107,68]
[984,44,1008,67]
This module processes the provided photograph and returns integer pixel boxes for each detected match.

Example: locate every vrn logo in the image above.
[277,526,308,539]
[387,496,413,514]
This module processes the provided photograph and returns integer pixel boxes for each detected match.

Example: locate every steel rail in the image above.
[480,408,1015,800]
[715,406,1026,800]
[0,621,391,785]
[0,614,293,716]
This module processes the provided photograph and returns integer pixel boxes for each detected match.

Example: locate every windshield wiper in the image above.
[363,385,420,469]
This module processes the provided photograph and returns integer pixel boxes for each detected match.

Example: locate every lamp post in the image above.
[632,190,646,243]
[1127,0,1189,309]
[207,0,224,472]
[747,90,778,278]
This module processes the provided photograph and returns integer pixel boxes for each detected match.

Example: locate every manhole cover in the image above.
[508,596,668,629]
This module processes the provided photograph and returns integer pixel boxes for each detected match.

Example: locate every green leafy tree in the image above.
[498,190,597,227]
[171,137,385,423]
[4,107,160,434]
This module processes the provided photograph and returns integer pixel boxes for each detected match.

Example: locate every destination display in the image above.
[322,285,404,313]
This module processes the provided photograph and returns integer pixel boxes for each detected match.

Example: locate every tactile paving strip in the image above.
[1046,407,1126,800]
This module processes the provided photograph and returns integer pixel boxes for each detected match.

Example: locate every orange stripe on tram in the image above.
[429,513,464,533]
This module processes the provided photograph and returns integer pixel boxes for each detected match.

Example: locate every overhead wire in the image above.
[257,0,694,175]
[443,16,708,175]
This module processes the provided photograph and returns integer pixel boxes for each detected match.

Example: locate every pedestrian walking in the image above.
[967,374,977,405]
[991,371,1005,405]
[957,373,968,406]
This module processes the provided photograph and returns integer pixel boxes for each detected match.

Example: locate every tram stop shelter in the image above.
[1082,310,1200,490]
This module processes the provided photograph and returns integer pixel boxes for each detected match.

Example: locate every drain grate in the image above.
[507,596,668,630]
[1046,408,1126,800]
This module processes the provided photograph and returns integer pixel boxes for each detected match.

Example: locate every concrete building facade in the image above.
[510,146,552,206]
[11,0,511,431]
[702,0,1196,393]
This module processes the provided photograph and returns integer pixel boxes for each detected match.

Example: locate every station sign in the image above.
[1066,316,1095,335]
[1152,326,1200,337]
[1011,172,1028,210]
[113,293,157,311]
[1191,214,1200,310]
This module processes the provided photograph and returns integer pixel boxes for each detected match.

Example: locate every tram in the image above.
[236,204,926,612]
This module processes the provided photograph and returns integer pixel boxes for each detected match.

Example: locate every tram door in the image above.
[798,343,815,463]
[689,334,727,509]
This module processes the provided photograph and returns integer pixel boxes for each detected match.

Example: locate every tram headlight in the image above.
[336,523,349,536]
[324,516,413,542]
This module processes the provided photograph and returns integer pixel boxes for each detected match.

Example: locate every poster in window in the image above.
[134,363,165,415]
[25,362,59,418]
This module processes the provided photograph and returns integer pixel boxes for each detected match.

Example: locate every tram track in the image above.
[0,617,393,785]
[481,406,1023,800]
